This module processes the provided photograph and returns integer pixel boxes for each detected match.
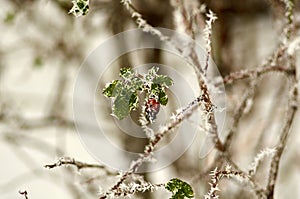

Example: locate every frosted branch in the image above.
[248,148,277,176]
[203,10,217,75]
[204,165,252,199]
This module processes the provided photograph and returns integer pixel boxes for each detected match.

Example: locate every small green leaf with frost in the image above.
[150,83,162,93]
[153,75,173,87]
[102,80,120,97]
[129,92,138,111]
[112,88,138,119]
[166,178,194,199]
[120,67,134,79]
[150,83,168,105]
[158,90,168,105]
[145,66,159,81]
[131,77,144,91]
[112,95,130,120]
[102,66,173,121]
[69,0,89,17]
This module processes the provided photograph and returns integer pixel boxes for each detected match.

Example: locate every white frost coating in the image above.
[287,37,300,55]
[248,148,277,176]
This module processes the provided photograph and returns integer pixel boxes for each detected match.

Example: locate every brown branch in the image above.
[173,0,194,38]
[215,65,293,153]
[221,65,294,86]
[170,2,223,152]
[266,73,298,198]
[204,165,253,199]
[44,157,116,175]
[222,79,258,151]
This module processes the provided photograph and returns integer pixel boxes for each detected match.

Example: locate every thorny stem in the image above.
[112,181,165,197]
[248,148,277,177]
[171,0,223,150]
[190,152,262,194]
[203,10,217,76]
[99,94,212,198]
[204,165,252,199]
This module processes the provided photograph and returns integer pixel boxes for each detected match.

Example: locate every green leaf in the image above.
[77,1,85,9]
[102,80,119,98]
[166,178,194,199]
[150,84,168,105]
[158,89,168,105]
[129,92,138,111]
[145,66,159,81]
[112,88,138,120]
[120,67,134,79]
[102,66,173,120]
[150,83,162,92]
[131,77,144,91]
[153,75,173,87]
[69,0,89,17]
[112,95,130,120]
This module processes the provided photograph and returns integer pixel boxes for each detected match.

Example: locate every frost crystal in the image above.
[69,0,89,17]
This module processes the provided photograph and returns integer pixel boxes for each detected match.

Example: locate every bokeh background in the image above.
[0,0,300,199]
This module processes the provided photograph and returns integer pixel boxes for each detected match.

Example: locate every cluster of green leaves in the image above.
[165,178,194,199]
[102,67,173,120]
[146,67,173,106]
[69,0,89,17]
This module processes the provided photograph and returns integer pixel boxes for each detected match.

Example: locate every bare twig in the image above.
[44,157,116,175]
[203,10,217,76]
[19,190,28,199]
[172,0,194,37]
[221,65,294,86]
[266,73,298,198]
[222,77,259,151]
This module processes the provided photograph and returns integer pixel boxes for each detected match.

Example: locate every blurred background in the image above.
[0,0,300,198]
